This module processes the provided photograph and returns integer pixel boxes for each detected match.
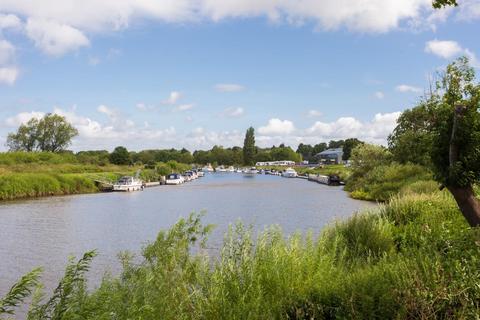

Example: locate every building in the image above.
[255,160,296,166]
[316,148,343,164]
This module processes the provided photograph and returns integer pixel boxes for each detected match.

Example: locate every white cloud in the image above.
[307,110,322,117]
[457,0,480,21]
[5,111,45,126]
[222,107,244,118]
[97,104,117,119]
[425,39,480,68]
[163,91,182,105]
[25,18,90,56]
[0,0,439,35]
[305,112,400,144]
[174,104,194,112]
[0,40,19,85]
[0,0,454,63]
[258,118,295,136]
[0,13,21,30]
[425,39,463,59]
[0,66,18,85]
[395,84,422,93]
[214,83,245,92]
[374,91,385,99]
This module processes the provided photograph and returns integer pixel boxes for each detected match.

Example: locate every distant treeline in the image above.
[1,139,361,167]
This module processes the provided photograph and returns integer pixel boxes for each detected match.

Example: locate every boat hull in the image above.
[112,184,143,192]
[166,179,184,185]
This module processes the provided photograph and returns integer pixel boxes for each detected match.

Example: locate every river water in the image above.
[0,173,375,297]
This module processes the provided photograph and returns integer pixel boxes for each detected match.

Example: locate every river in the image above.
[0,173,375,298]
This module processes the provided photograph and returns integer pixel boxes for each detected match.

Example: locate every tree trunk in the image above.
[447,185,480,227]
[447,103,480,227]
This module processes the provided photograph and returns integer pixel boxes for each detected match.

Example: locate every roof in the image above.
[317,148,343,156]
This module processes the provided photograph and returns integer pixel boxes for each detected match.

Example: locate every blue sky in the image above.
[0,0,479,151]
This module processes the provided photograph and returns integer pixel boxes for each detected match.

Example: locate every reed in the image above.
[3,192,479,319]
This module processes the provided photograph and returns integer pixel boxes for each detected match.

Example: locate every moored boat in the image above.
[244,167,258,175]
[113,176,144,192]
[166,173,185,185]
[282,167,298,178]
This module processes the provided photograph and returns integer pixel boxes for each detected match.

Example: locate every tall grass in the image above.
[0,173,98,200]
[3,192,479,319]
[346,163,433,201]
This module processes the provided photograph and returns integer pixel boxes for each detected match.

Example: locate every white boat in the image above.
[282,167,298,178]
[235,168,243,173]
[166,173,185,185]
[244,167,258,175]
[202,164,214,172]
[197,171,205,177]
[185,170,198,180]
[113,176,144,192]
[216,166,227,172]
[227,166,235,172]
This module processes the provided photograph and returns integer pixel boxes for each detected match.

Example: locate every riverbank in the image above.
[0,152,191,201]
[2,182,478,318]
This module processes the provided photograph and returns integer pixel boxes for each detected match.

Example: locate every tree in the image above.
[35,114,78,152]
[296,143,313,162]
[312,143,328,156]
[328,140,344,149]
[6,118,39,151]
[349,143,392,182]
[6,114,78,152]
[342,138,364,160]
[388,104,433,166]
[432,0,458,8]
[243,127,256,165]
[110,146,131,165]
[426,57,480,227]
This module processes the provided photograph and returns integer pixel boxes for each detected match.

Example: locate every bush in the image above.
[346,163,432,201]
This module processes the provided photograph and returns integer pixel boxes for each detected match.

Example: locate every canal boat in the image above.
[282,167,298,178]
[244,167,258,175]
[113,176,144,192]
[166,173,185,185]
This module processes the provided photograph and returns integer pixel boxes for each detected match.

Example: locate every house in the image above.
[316,148,343,164]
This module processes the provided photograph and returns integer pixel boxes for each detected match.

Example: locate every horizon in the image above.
[0,1,479,151]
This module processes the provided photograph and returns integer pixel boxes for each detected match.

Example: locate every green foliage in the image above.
[243,127,256,165]
[6,118,39,152]
[28,251,97,320]
[7,114,78,152]
[110,146,131,165]
[432,0,458,9]
[348,143,392,183]
[0,268,42,315]
[428,57,480,188]
[0,173,98,200]
[6,194,480,319]
[388,103,433,167]
[256,144,302,163]
[347,163,432,201]
[342,138,364,160]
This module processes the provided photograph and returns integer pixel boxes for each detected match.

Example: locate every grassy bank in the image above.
[3,187,479,319]
[0,152,192,201]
